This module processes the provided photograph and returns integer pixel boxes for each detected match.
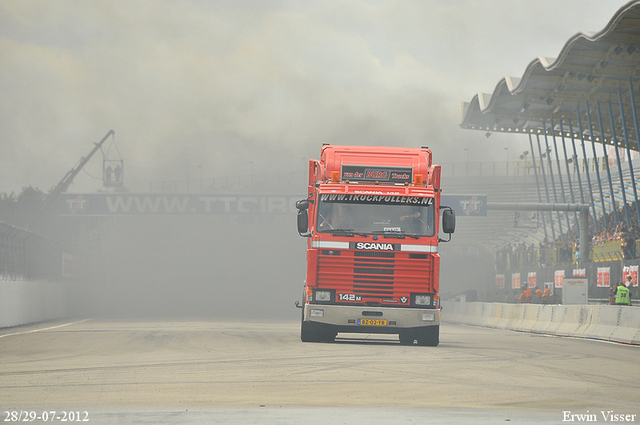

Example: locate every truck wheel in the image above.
[321,328,336,342]
[416,326,439,347]
[301,320,320,342]
[398,332,415,345]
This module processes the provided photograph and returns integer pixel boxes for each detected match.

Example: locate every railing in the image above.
[592,240,624,262]
[440,156,615,178]
[495,246,577,270]
[496,239,640,270]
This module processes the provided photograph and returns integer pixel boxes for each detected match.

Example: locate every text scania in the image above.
[320,194,432,205]
[356,242,396,250]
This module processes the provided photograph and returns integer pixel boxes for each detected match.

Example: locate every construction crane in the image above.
[35,130,115,228]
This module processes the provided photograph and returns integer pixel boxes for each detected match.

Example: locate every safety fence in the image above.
[0,223,64,281]
[0,223,71,327]
[442,301,640,345]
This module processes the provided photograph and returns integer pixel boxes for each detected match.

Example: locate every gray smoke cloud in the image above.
[0,0,622,194]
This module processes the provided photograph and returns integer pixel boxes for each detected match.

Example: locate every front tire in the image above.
[416,326,439,347]
[301,320,335,343]
[398,331,415,345]
[301,319,321,342]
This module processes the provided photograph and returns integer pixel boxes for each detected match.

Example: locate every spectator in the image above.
[534,286,543,303]
[614,282,631,306]
[542,286,550,304]
[625,274,634,291]
[609,281,619,305]
[519,283,532,304]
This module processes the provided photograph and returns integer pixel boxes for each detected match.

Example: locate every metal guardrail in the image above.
[440,156,614,178]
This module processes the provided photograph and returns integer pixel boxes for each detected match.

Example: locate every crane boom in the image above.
[35,130,115,228]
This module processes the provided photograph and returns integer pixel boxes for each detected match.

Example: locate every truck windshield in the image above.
[316,194,435,237]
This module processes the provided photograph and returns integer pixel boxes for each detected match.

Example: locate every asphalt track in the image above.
[0,319,638,424]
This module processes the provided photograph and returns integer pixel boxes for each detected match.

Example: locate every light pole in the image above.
[505,147,509,175]
[464,148,469,176]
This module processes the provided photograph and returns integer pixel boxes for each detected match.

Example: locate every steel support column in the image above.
[543,122,564,232]
[576,108,598,233]
[528,133,548,239]
[568,119,585,206]
[620,85,640,229]
[596,100,618,224]
[550,119,571,229]
[586,100,607,228]
[559,119,579,228]
[607,100,630,229]
[535,133,556,239]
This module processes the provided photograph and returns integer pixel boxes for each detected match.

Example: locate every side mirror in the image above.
[297,209,309,236]
[439,206,455,243]
[296,199,309,210]
[442,208,456,234]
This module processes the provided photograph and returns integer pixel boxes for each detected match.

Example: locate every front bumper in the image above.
[303,303,440,332]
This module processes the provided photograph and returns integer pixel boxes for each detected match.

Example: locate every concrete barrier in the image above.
[441,301,640,346]
[530,305,553,334]
[612,307,640,344]
[0,279,68,328]
[495,303,515,330]
[513,304,541,332]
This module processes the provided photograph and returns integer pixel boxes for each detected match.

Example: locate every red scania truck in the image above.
[295,145,455,346]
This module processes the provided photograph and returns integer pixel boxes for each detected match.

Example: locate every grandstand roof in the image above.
[460,0,640,150]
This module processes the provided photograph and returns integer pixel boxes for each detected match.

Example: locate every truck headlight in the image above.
[315,291,331,301]
[421,313,436,322]
[310,309,324,318]
[415,295,431,305]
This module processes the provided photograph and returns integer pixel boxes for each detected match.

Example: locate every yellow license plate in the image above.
[357,319,387,326]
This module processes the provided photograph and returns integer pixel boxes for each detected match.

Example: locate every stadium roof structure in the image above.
[460,0,640,149]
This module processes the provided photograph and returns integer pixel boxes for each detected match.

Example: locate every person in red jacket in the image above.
[542,286,550,304]
[519,283,532,303]
[535,287,543,303]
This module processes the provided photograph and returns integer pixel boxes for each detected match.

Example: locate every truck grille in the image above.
[317,249,433,299]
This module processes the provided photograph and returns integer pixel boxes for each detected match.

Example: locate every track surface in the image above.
[0,319,638,424]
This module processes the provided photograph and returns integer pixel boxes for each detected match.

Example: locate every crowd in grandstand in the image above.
[495,202,640,269]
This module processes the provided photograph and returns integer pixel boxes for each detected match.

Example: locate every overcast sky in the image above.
[0,0,628,194]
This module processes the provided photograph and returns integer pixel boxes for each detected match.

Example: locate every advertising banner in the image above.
[597,267,611,288]
[60,194,300,216]
[527,272,536,288]
[511,273,521,289]
[554,270,565,288]
[60,193,487,217]
[495,274,505,289]
[622,265,638,287]
[441,195,487,217]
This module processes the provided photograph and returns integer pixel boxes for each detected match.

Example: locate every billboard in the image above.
[60,193,487,217]
[61,194,300,216]
[441,194,487,217]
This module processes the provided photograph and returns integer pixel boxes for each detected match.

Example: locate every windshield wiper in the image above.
[329,229,369,237]
[371,230,421,239]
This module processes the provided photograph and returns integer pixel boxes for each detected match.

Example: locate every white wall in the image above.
[0,279,68,328]
[441,301,640,345]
